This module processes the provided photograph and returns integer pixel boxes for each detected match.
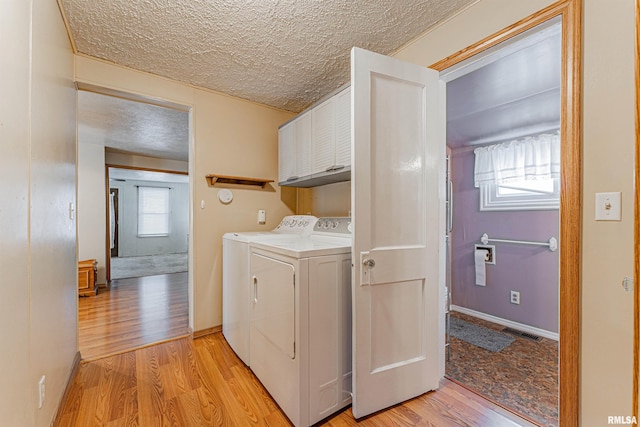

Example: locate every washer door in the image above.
[250,253,295,359]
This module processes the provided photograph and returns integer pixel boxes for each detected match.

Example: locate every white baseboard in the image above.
[450,305,559,341]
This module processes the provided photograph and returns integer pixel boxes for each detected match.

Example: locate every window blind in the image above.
[138,186,170,236]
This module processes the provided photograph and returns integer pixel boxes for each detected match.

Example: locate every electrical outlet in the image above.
[38,375,45,409]
[510,290,520,305]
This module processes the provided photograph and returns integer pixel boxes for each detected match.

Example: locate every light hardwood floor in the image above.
[58,332,536,426]
[73,272,536,426]
[78,272,190,361]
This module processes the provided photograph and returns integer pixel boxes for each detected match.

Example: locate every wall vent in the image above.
[502,327,543,342]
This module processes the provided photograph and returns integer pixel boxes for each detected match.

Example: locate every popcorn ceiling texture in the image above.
[61,0,476,112]
[78,91,189,161]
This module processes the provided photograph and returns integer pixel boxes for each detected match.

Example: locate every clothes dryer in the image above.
[249,217,352,426]
[222,215,317,365]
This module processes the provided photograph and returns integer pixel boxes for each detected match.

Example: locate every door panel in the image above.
[351,47,444,419]
[369,279,425,372]
[369,75,426,249]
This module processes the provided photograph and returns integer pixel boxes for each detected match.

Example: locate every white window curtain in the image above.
[473,132,560,188]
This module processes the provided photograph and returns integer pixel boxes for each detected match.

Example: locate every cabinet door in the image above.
[78,269,89,291]
[295,113,312,178]
[311,98,336,174]
[334,87,351,168]
[278,121,297,183]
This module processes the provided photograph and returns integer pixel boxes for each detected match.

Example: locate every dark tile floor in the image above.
[446,311,559,426]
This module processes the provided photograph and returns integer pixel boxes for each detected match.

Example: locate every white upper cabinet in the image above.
[278,85,351,187]
[278,112,312,184]
[295,113,312,179]
[311,98,336,174]
[278,120,297,184]
[334,87,351,168]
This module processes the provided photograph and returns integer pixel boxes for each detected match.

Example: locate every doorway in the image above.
[442,18,561,426]
[430,1,581,425]
[76,87,193,360]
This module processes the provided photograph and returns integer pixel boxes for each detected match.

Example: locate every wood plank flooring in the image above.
[78,272,190,361]
[57,332,536,427]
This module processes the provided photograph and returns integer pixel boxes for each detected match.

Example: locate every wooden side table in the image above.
[78,259,98,297]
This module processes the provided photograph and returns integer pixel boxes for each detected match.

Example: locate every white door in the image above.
[351,47,445,418]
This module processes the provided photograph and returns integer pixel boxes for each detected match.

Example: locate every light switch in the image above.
[595,192,621,221]
[258,209,266,224]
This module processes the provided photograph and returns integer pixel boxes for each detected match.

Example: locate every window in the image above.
[138,186,170,236]
[474,132,560,211]
[480,178,559,211]
[497,179,555,196]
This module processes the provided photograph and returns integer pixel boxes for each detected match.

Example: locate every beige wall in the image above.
[0,0,77,426]
[105,151,189,173]
[1,1,35,425]
[30,0,78,424]
[78,142,107,283]
[75,56,296,331]
[305,181,351,217]
[391,0,635,424]
[580,0,635,422]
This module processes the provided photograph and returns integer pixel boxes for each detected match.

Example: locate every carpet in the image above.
[449,316,515,352]
[111,253,188,279]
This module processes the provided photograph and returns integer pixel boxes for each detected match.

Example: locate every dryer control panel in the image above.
[314,217,352,235]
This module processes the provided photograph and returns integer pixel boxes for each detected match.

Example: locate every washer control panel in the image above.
[273,215,319,234]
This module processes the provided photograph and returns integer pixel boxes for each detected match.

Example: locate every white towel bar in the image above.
[480,233,558,252]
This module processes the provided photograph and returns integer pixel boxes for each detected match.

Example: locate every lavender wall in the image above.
[450,148,559,333]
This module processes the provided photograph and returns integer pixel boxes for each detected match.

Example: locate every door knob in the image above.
[363,258,376,268]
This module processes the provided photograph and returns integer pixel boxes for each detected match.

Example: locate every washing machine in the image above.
[249,217,352,427]
[222,215,318,366]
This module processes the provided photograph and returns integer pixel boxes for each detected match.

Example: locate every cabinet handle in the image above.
[253,276,258,303]
[286,176,299,182]
[325,165,345,172]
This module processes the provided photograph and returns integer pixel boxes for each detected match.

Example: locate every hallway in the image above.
[78,272,189,360]
[58,332,537,427]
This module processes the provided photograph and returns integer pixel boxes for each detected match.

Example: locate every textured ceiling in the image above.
[78,91,189,161]
[60,0,477,112]
[69,1,559,161]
